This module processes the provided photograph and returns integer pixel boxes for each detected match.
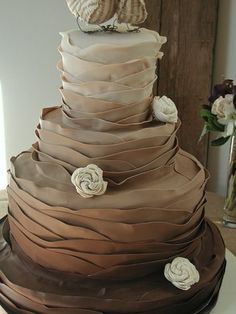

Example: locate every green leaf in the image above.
[200,108,212,119]
[211,136,231,146]
[205,119,222,132]
[199,104,226,140]
[211,118,225,132]
[201,112,225,132]
[206,120,217,131]
[202,116,209,123]
[201,104,212,111]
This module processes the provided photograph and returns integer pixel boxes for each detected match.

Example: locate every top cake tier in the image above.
[60,28,166,62]
[59,28,167,106]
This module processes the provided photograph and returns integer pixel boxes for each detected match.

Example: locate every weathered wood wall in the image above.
[143,0,219,166]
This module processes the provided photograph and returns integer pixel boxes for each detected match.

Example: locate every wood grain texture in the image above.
[158,0,219,165]
[142,0,162,32]
[142,1,162,95]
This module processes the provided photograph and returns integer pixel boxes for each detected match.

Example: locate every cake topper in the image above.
[117,0,147,25]
[66,0,117,24]
[65,0,147,33]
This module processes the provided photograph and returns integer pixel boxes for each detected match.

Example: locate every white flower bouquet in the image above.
[201,80,236,223]
[200,79,236,146]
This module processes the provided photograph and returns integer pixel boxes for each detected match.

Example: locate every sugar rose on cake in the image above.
[71,164,108,198]
[152,95,178,123]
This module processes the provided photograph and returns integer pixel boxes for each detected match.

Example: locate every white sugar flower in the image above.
[71,164,108,198]
[153,96,178,123]
[164,257,200,291]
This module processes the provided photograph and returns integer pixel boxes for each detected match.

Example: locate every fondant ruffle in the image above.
[0,217,226,313]
[60,29,166,63]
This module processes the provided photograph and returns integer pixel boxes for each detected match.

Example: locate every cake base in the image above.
[0,294,220,314]
[0,216,226,314]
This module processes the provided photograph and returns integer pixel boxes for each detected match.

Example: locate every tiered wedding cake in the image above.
[0,1,225,313]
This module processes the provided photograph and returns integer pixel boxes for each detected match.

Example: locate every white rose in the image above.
[71,164,108,198]
[212,94,236,136]
[218,112,236,137]
[211,94,234,118]
[153,96,178,123]
[164,257,200,291]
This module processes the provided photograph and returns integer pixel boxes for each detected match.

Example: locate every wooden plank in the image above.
[142,0,162,96]
[142,0,162,32]
[158,0,218,165]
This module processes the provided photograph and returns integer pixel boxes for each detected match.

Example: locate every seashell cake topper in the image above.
[117,0,147,25]
[65,0,148,25]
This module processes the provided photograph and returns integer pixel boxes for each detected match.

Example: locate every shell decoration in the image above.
[65,0,117,24]
[117,0,148,25]
[65,0,79,16]
[66,0,148,26]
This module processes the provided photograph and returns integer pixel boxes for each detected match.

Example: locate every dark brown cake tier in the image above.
[0,217,225,314]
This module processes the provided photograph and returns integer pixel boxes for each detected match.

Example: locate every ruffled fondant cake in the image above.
[0,10,225,314]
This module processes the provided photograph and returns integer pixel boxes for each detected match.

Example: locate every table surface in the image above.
[206,192,236,255]
[0,190,236,314]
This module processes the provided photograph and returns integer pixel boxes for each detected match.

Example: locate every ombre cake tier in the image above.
[0,217,225,314]
[0,28,225,313]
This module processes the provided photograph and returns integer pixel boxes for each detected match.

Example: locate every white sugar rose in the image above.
[71,164,108,198]
[164,257,200,291]
[153,96,178,123]
[211,94,234,118]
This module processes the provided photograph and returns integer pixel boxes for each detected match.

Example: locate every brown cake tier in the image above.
[6,143,207,279]
[0,217,225,314]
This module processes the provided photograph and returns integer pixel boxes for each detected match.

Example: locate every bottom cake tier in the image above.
[0,216,225,314]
